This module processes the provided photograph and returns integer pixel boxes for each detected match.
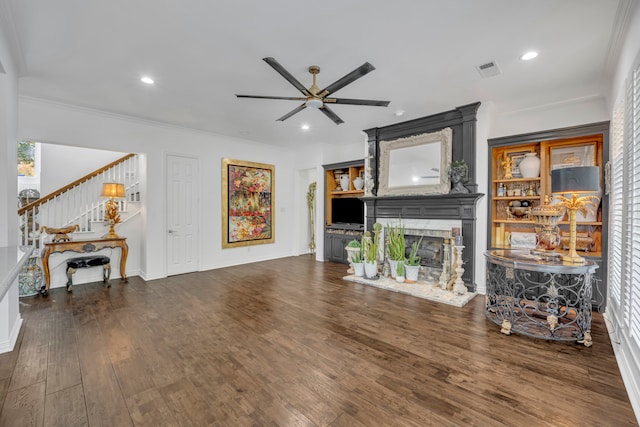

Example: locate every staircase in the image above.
[18,154,142,247]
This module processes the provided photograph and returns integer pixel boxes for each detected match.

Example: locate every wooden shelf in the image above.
[331,190,364,196]
[494,177,541,183]
[492,219,535,224]
[492,196,540,201]
[490,246,602,258]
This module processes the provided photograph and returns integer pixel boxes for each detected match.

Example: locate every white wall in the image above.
[489,95,609,140]
[0,23,18,247]
[18,97,317,281]
[39,144,126,195]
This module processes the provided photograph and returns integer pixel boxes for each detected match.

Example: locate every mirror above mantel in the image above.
[378,128,452,196]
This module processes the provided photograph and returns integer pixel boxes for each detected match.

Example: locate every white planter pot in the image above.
[388,259,399,279]
[519,153,541,178]
[353,262,364,277]
[396,275,405,283]
[364,261,378,279]
[404,264,420,283]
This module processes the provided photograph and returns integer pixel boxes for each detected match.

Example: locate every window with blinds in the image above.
[610,59,640,348]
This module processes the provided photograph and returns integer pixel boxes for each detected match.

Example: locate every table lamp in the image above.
[101,182,125,239]
[551,166,600,264]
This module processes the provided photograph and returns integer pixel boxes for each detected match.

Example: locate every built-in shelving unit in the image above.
[323,160,365,263]
[488,122,609,310]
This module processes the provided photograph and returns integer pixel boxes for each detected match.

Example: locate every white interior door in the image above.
[166,154,199,276]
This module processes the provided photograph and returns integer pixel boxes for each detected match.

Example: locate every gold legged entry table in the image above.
[484,249,597,346]
[41,237,128,295]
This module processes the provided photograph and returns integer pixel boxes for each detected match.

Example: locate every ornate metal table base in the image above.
[485,250,597,347]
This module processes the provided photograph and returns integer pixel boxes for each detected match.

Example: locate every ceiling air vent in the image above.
[476,60,501,78]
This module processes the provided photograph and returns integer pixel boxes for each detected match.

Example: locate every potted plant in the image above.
[351,250,364,277]
[363,222,382,279]
[404,237,423,283]
[345,239,362,274]
[449,160,470,194]
[349,240,365,277]
[386,222,405,279]
[395,261,405,283]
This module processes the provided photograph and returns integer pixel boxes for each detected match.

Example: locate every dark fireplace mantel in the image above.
[361,103,483,292]
[362,193,483,291]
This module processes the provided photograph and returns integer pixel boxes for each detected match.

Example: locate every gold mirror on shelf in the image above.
[378,127,452,196]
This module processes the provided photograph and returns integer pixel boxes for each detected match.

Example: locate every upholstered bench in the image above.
[65,255,111,292]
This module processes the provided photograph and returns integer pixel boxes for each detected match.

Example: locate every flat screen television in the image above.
[331,198,364,226]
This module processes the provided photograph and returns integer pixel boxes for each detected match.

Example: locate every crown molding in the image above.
[603,0,639,79]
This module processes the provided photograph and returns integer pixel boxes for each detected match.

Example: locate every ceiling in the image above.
[0,0,632,147]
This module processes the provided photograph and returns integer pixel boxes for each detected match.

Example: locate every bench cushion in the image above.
[66,256,110,269]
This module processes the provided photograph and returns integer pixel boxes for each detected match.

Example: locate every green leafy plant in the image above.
[386,222,405,261]
[347,239,361,248]
[405,237,423,266]
[363,222,383,262]
[348,238,363,263]
[448,160,469,178]
[396,261,404,276]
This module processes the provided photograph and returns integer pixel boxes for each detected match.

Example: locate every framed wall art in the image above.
[222,158,275,248]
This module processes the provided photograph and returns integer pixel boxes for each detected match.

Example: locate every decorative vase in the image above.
[364,260,378,279]
[404,264,420,283]
[353,262,364,277]
[340,174,350,192]
[519,153,541,178]
[353,177,364,190]
[18,257,43,297]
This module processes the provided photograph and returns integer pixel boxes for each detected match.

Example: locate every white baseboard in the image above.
[0,316,23,354]
[604,312,640,425]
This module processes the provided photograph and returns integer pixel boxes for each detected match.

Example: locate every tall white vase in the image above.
[519,153,541,178]
[340,174,350,191]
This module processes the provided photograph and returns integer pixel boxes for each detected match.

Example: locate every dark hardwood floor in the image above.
[0,256,636,426]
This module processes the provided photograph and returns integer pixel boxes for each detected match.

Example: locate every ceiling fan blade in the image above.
[263,57,311,96]
[319,105,344,125]
[328,97,390,107]
[236,94,308,101]
[276,103,307,121]
[319,62,376,97]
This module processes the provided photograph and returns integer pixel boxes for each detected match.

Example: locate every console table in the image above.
[42,237,128,295]
[484,249,597,346]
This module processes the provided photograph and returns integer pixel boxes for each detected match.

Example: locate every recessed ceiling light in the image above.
[140,76,155,85]
[520,51,538,61]
[394,110,405,117]
[301,124,310,130]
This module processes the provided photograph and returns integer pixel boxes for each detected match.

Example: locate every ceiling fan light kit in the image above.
[305,98,323,109]
[236,57,390,124]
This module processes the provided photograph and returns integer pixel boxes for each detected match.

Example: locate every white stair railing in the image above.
[18,154,140,247]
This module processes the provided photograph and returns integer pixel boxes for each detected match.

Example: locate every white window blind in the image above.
[631,64,640,341]
[610,99,624,308]
[613,60,640,344]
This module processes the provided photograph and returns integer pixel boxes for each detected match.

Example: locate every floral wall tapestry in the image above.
[222,158,275,248]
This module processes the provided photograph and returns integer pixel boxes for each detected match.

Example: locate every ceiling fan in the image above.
[236,57,390,125]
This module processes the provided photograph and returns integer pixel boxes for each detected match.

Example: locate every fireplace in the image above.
[362,102,484,291]
[379,217,459,283]
[404,234,443,269]
[364,194,483,291]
